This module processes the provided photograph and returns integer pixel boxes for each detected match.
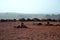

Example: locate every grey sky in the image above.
[0,0,60,14]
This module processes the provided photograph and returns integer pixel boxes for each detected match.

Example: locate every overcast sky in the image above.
[0,0,60,14]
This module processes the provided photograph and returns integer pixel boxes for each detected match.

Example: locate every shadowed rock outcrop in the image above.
[37,23,42,25]
[20,22,28,28]
[15,22,28,28]
[45,21,54,26]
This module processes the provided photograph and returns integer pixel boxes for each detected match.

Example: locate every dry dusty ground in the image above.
[0,21,60,40]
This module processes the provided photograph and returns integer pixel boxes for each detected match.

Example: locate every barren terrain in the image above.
[0,21,60,40]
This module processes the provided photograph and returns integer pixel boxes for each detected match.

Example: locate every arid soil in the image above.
[0,21,60,40]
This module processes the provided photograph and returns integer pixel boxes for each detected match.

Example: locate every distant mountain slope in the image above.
[0,13,46,19]
[0,13,60,19]
[46,14,60,19]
